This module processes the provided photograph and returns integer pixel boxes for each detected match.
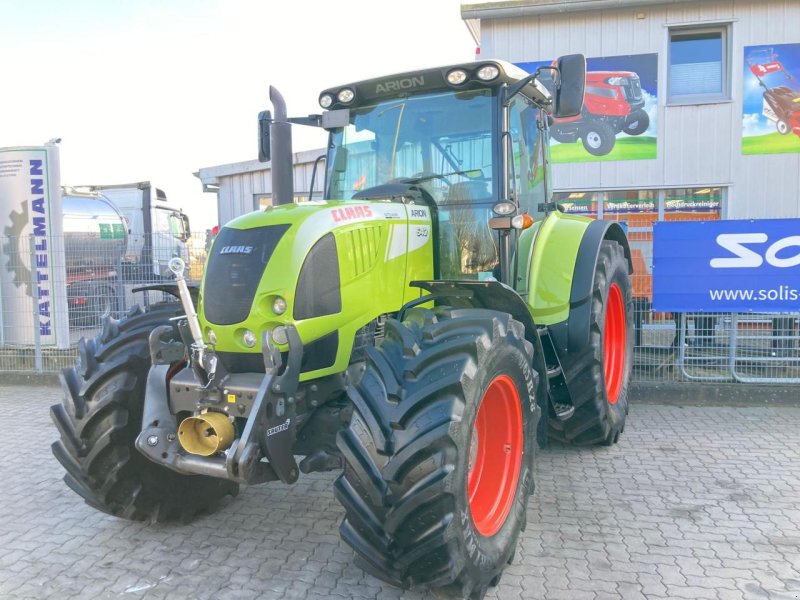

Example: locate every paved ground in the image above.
[1,384,799,600]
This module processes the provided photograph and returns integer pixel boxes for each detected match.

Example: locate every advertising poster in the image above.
[0,146,69,347]
[742,43,800,154]
[517,53,658,163]
[653,218,800,313]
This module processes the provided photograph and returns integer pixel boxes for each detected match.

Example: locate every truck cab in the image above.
[82,182,191,279]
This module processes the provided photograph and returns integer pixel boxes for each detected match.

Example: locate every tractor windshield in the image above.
[325,89,496,205]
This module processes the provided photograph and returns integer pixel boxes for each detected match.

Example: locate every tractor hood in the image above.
[198,200,433,379]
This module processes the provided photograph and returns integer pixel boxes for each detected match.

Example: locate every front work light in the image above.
[476,64,500,81]
[447,69,468,85]
[492,201,516,216]
[337,88,355,104]
[319,94,334,108]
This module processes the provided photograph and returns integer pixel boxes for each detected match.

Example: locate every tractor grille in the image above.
[621,77,643,102]
[203,224,290,325]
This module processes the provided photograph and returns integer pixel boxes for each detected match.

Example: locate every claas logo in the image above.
[332,205,373,222]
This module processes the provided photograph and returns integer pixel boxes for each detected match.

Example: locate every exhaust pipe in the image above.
[178,412,235,457]
[269,85,294,205]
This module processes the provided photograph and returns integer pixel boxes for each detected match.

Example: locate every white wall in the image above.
[478,0,800,219]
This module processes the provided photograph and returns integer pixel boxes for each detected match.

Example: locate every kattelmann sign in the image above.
[653,219,800,313]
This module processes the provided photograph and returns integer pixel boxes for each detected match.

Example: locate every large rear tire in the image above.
[549,240,633,445]
[50,303,239,522]
[335,307,540,599]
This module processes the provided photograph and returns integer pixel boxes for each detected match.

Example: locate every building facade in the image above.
[195,149,325,228]
[200,0,800,226]
[463,0,800,222]
[196,0,800,383]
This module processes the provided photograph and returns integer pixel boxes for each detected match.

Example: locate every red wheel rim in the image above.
[603,283,626,405]
[467,375,523,537]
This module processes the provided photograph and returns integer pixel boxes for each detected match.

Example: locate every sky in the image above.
[1,0,478,230]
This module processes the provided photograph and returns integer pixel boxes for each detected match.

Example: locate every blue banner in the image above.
[653,219,800,313]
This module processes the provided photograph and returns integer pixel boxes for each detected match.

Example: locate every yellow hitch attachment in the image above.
[178,412,235,457]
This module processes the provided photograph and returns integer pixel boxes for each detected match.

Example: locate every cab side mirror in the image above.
[554,54,586,118]
[181,214,191,240]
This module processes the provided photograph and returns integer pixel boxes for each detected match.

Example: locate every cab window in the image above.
[508,95,546,220]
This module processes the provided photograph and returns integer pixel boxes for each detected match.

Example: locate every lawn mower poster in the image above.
[742,43,800,154]
[517,53,657,162]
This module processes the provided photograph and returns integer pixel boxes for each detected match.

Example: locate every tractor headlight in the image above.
[271,326,288,346]
[447,69,468,85]
[337,88,355,104]
[319,94,334,108]
[242,330,257,348]
[476,64,500,81]
[606,77,626,85]
[206,328,217,345]
[272,296,287,315]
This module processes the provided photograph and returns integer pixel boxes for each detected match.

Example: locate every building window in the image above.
[668,26,729,104]
[553,186,723,306]
[254,193,313,210]
[254,194,271,211]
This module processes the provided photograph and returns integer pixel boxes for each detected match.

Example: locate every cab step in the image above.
[536,326,575,422]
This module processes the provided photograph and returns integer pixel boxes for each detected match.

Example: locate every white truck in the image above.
[75,182,192,280]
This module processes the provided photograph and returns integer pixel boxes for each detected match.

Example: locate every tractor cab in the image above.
[316,60,584,281]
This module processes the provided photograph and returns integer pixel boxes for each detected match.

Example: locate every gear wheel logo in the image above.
[3,201,32,296]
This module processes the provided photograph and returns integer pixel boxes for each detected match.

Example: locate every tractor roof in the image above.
[319,60,550,110]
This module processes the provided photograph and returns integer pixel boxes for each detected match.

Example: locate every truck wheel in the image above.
[50,303,239,522]
[777,119,790,135]
[622,109,649,136]
[549,240,633,446]
[581,121,616,156]
[335,307,540,599]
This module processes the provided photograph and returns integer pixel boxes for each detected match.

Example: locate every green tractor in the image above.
[51,55,633,599]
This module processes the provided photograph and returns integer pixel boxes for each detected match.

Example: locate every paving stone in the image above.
[2,386,799,599]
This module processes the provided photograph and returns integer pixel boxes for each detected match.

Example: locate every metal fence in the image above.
[1,232,798,383]
[0,232,208,372]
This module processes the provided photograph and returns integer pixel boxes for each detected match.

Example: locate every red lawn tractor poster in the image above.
[517,53,658,163]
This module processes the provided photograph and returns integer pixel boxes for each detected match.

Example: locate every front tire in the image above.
[581,121,617,156]
[335,307,540,599]
[777,119,791,135]
[549,240,633,445]
[50,303,239,522]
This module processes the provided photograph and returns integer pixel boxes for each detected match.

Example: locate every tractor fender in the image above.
[565,220,632,353]
[409,279,550,445]
[410,281,548,372]
[411,280,538,340]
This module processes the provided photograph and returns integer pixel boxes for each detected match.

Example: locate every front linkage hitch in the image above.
[134,258,304,485]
